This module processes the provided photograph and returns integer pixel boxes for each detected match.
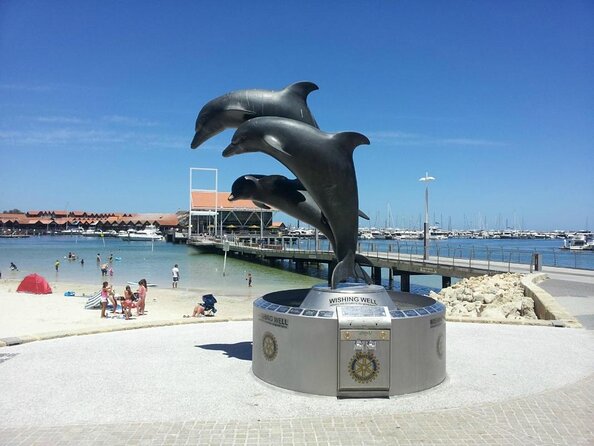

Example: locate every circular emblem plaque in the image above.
[437,334,445,359]
[262,332,278,361]
[348,352,380,384]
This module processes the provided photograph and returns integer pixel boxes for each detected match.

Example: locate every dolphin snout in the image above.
[191,131,208,149]
[222,143,241,157]
[228,193,236,201]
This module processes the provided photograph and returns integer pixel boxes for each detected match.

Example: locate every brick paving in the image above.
[1,374,592,445]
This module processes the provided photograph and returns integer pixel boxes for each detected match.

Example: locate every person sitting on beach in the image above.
[121,285,136,320]
[190,303,205,317]
[10,262,18,271]
[185,294,217,318]
[136,279,147,316]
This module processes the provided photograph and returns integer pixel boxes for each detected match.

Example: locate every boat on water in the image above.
[119,225,164,241]
[561,233,594,251]
[287,228,316,237]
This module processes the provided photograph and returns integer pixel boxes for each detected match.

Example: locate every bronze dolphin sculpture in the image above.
[223,117,371,288]
[191,81,319,149]
[228,174,337,250]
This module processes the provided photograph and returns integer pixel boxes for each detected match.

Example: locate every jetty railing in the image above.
[189,235,593,272]
[355,241,593,271]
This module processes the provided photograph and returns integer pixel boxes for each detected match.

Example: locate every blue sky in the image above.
[0,1,592,231]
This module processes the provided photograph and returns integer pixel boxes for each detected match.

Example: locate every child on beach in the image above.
[136,279,147,316]
[100,281,113,318]
[122,285,135,320]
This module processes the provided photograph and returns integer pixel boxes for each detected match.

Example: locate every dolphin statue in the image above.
[191,81,319,149]
[228,174,337,251]
[228,174,372,255]
[223,117,371,288]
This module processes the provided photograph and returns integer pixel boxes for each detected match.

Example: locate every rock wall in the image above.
[429,273,537,320]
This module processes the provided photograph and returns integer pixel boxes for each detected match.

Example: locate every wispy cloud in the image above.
[102,115,159,127]
[367,130,506,148]
[35,116,88,124]
[439,138,504,147]
[0,129,125,146]
[0,83,54,92]
[0,127,186,150]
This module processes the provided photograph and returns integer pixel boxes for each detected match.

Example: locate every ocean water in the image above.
[2,236,591,297]
[0,236,321,296]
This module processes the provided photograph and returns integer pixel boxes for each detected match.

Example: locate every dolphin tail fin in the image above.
[333,132,370,154]
[331,252,356,289]
[355,254,373,284]
[332,251,373,288]
[284,81,319,99]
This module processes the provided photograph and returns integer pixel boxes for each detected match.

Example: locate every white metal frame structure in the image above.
[189,168,219,238]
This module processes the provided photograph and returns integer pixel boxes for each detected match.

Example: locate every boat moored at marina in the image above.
[561,233,594,251]
[118,225,164,241]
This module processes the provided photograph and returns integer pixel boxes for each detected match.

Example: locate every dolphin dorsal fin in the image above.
[283,81,319,99]
[333,132,370,154]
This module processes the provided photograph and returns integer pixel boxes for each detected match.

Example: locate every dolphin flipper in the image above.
[253,201,271,210]
[358,210,370,220]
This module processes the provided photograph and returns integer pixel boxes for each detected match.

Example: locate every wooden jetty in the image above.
[187,236,594,291]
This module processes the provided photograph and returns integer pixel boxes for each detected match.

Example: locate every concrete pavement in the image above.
[0,269,593,445]
[539,278,594,329]
[1,319,593,444]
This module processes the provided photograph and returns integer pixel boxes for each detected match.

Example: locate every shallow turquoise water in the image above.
[0,236,321,296]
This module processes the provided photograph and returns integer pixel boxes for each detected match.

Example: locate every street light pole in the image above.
[419,172,436,260]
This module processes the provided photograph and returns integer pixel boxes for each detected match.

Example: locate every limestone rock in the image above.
[433,273,537,321]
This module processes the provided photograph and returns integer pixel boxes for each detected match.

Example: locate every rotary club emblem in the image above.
[348,352,380,384]
[262,332,278,361]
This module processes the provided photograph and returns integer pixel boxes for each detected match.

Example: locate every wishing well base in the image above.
[252,284,446,397]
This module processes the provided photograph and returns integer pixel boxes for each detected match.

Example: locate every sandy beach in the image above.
[0,278,256,341]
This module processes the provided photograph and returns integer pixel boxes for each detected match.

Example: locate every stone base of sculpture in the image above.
[252,284,446,397]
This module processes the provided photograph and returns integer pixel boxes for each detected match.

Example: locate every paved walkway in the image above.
[1,318,593,445]
[539,278,594,329]
[0,272,592,445]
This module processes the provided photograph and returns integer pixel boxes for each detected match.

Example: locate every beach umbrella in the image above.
[16,273,52,294]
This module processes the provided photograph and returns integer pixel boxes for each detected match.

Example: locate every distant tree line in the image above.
[2,209,24,214]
